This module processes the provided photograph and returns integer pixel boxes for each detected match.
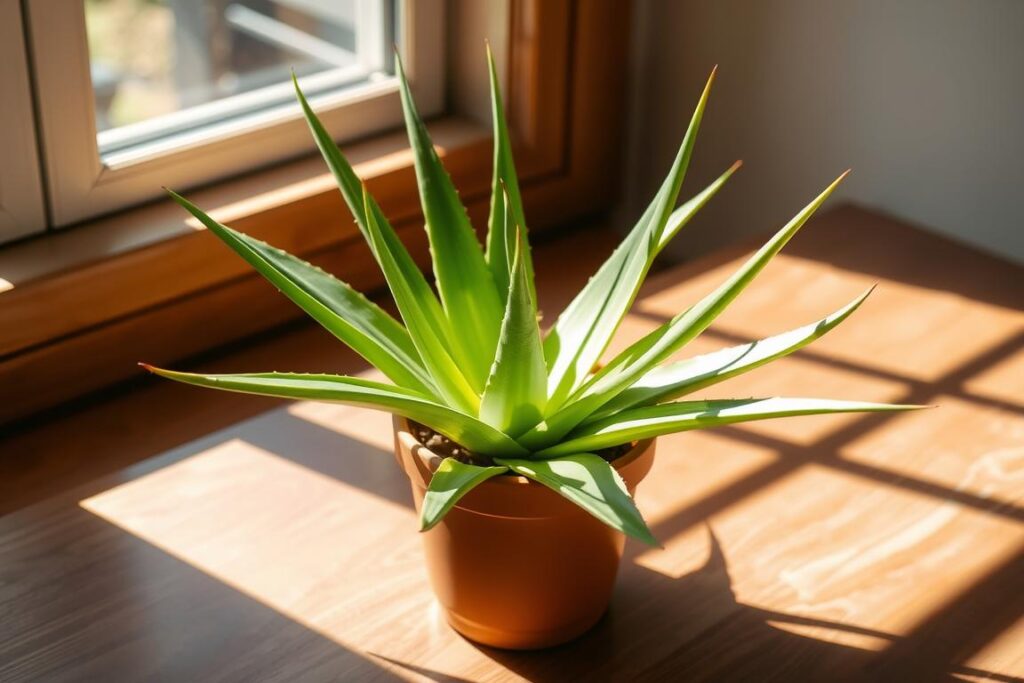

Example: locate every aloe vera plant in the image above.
[144,53,922,545]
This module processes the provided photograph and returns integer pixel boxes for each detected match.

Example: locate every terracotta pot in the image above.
[393,416,656,650]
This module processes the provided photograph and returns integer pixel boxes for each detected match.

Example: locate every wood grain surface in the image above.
[1,206,1021,681]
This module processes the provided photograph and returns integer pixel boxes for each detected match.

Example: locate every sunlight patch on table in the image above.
[80,439,426,649]
[961,341,1024,407]
[842,393,1024,507]
[682,462,1024,639]
[632,430,779,577]
[634,251,1022,384]
[636,429,780,528]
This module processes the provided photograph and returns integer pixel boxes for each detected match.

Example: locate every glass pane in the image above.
[85,0,396,156]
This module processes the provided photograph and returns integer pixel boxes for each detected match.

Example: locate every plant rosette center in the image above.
[409,421,632,470]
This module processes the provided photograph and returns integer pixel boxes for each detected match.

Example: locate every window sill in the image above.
[0,116,491,355]
[0,116,496,422]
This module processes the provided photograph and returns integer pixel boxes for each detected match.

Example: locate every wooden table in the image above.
[1,206,1022,681]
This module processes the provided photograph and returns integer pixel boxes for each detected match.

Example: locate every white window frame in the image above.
[25,0,445,227]
[0,0,47,241]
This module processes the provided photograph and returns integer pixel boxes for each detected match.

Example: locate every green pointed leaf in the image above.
[542,69,720,411]
[520,172,849,451]
[487,185,513,297]
[587,287,874,420]
[142,367,528,457]
[361,189,480,414]
[291,74,454,359]
[421,458,508,531]
[167,190,435,397]
[479,228,548,435]
[495,453,657,546]
[395,54,503,391]
[536,397,925,457]
[485,44,535,305]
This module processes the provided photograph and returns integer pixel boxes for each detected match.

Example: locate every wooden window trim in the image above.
[0,0,630,425]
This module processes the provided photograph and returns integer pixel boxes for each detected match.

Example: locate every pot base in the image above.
[444,606,605,650]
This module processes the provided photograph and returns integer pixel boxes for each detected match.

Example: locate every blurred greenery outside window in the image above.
[86,0,396,156]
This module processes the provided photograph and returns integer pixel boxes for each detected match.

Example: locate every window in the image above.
[2,0,443,236]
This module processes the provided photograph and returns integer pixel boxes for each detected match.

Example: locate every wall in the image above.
[622,0,1024,263]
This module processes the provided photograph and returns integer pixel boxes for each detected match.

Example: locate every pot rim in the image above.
[394,416,654,487]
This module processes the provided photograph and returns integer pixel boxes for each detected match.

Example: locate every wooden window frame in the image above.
[0,0,630,425]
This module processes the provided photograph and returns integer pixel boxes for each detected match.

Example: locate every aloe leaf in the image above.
[167,191,436,397]
[394,54,504,391]
[520,172,849,451]
[542,69,719,411]
[488,185,512,293]
[484,44,535,305]
[361,190,480,414]
[587,287,874,420]
[141,367,528,457]
[479,228,548,435]
[291,74,454,359]
[421,458,508,531]
[536,398,925,458]
[495,453,657,546]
